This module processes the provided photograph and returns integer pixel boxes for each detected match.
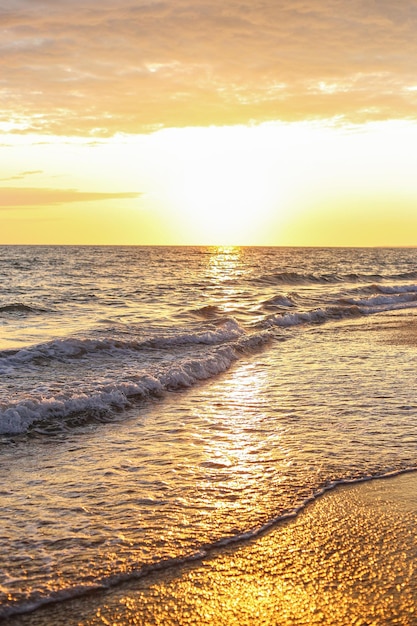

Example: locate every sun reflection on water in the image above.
[205,246,243,279]
[202,246,255,320]
[187,358,289,515]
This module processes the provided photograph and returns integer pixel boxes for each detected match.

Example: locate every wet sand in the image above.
[6,471,417,626]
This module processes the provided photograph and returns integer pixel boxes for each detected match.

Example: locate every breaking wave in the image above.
[0,319,245,368]
[0,328,272,436]
[264,287,417,329]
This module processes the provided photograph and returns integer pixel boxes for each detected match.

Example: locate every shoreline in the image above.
[6,470,417,625]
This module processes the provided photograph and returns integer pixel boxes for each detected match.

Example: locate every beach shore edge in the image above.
[5,470,417,626]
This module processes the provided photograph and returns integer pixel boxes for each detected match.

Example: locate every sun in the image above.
[157,126,284,245]
[178,156,275,245]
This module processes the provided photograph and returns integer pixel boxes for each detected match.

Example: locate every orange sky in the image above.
[2,0,417,245]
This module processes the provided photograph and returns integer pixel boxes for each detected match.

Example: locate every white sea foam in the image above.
[0,377,161,435]
[0,319,245,373]
[376,284,417,294]
[265,288,417,329]
[268,306,358,327]
[342,292,417,307]
[0,329,272,435]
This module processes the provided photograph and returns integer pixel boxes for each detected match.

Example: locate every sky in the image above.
[1,0,417,245]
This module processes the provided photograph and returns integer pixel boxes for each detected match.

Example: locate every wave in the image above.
[261,294,297,309]
[0,302,49,315]
[265,306,360,328]
[0,319,245,370]
[191,305,225,318]
[339,291,417,309]
[255,270,417,286]
[3,466,416,620]
[0,330,272,436]
[256,271,341,285]
[375,283,417,295]
[264,290,417,329]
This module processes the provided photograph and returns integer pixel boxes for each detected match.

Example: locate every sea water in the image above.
[1,245,417,618]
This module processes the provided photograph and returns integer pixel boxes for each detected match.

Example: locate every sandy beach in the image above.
[5,470,417,626]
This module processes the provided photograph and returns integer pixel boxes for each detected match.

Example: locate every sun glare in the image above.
[3,121,417,246]
[155,126,286,245]
[175,157,276,244]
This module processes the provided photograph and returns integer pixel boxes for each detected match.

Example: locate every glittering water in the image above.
[1,245,417,617]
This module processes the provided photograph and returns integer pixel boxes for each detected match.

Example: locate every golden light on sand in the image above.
[43,474,417,624]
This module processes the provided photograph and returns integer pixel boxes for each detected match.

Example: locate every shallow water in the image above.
[1,246,417,617]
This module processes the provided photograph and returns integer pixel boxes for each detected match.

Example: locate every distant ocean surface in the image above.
[1,245,417,618]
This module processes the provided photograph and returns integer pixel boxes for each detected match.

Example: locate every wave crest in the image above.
[0,303,48,315]
[0,328,273,436]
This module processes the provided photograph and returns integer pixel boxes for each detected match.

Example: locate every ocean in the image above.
[1,245,417,619]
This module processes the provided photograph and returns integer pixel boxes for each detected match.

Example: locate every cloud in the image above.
[0,187,141,207]
[0,170,43,182]
[1,1,417,134]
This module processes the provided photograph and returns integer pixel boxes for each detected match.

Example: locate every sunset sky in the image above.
[2,0,417,245]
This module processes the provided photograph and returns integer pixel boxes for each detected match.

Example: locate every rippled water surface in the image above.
[1,245,417,617]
